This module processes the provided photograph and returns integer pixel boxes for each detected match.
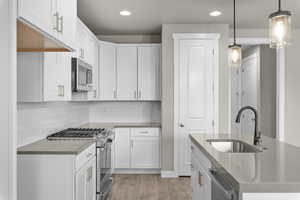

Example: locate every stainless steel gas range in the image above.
[47,128,114,200]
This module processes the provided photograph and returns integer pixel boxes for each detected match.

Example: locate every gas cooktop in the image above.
[47,128,106,140]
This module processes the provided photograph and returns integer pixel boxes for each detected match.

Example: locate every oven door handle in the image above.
[209,169,235,200]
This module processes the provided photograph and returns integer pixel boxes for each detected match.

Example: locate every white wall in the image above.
[17,102,90,147]
[235,29,300,147]
[89,102,161,123]
[0,0,17,199]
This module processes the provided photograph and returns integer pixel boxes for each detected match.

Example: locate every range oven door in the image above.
[96,139,112,200]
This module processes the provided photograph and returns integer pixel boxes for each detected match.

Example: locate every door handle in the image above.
[179,124,185,128]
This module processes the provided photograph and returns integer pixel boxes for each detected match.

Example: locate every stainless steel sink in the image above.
[206,139,262,153]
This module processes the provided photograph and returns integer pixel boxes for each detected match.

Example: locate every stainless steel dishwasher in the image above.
[209,169,238,200]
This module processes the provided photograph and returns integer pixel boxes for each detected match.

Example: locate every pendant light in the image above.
[269,0,291,48]
[229,0,242,67]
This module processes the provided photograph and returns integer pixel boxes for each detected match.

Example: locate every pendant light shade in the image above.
[229,0,242,67]
[229,44,242,67]
[269,0,291,48]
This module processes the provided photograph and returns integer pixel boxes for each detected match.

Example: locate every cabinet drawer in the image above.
[131,128,160,137]
[76,143,96,170]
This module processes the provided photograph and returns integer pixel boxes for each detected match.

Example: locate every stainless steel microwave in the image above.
[72,58,93,92]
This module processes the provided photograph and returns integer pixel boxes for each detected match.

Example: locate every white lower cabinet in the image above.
[114,128,161,171]
[76,156,96,200]
[114,128,131,168]
[191,143,212,200]
[18,143,96,200]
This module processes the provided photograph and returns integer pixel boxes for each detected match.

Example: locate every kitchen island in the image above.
[190,133,300,200]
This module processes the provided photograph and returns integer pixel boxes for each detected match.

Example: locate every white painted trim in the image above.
[276,48,285,141]
[160,170,178,178]
[173,33,220,176]
[229,37,285,141]
[113,169,161,174]
[116,43,161,47]
[173,33,220,40]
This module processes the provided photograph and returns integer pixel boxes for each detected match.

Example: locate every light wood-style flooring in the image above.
[111,174,191,200]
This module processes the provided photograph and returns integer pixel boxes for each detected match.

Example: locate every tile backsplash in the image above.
[89,102,161,123]
[17,101,161,147]
[17,102,89,147]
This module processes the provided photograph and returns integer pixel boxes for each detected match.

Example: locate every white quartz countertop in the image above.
[190,133,300,193]
[17,139,95,155]
[81,122,161,129]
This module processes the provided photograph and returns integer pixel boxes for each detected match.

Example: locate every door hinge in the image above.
[212,49,215,55]
[212,120,215,127]
[212,84,214,92]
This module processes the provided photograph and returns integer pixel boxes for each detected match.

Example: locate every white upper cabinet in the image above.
[18,0,77,50]
[76,18,97,66]
[17,52,71,102]
[88,38,99,100]
[55,0,77,48]
[138,46,161,101]
[97,43,161,101]
[99,42,117,100]
[18,0,54,36]
[116,46,138,101]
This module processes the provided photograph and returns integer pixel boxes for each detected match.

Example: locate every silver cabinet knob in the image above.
[179,124,185,128]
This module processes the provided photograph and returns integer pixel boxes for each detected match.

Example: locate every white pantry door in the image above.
[241,54,258,135]
[178,39,215,176]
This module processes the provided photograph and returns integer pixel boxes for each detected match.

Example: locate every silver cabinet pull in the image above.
[94,90,97,98]
[139,131,148,134]
[138,90,141,99]
[53,12,59,31]
[198,172,203,186]
[58,15,63,33]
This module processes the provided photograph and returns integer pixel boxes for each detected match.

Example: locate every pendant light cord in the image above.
[278,0,281,11]
[233,0,236,45]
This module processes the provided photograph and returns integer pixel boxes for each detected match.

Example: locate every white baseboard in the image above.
[160,170,178,178]
[113,168,161,174]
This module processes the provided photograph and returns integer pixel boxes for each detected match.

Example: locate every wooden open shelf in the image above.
[17,19,70,52]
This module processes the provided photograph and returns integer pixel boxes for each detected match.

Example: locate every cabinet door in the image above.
[116,46,138,100]
[191,157,211,200]
[43,53,63,101]
[75,157,96,200]
[114,128,131,168]
[18,0,56,38]
[131,136,160,168]
[88,39,99,100]
[138,46,161,101]
[76,20,89,62]
[58,52,72,100]
[56,0,77,48]
[99,42,117,100]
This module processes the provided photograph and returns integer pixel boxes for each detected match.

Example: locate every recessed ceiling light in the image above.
[120,10,131,16]
[210,10,222,17]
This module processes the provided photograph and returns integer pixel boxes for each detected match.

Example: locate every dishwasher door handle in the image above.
[209,169,235,200]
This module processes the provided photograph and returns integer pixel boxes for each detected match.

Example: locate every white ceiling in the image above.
[78,0,300,35]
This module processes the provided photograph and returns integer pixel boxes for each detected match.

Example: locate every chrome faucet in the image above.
[235,106,262,146]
